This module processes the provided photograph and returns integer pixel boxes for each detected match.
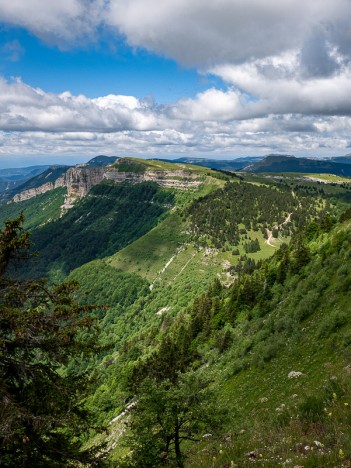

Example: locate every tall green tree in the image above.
[122,371,224,468]
[0,215,100,467]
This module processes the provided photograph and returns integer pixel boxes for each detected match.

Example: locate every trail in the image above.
[173,252,196,281]
[265,190,301,248]
[265,212,292,248]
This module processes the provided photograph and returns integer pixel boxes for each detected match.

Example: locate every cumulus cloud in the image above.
[1,1,351,157]
[0,78,161,132]
[1,77,351,158]
[1,1,351,70]
[211,59,351,118]
[0,0,103,46]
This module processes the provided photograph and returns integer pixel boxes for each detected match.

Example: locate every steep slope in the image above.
[98,208,351,467]
[18,182,176,279]
[1,166,68,202]
[0,165,51,198]
[0,187,66,230]
[2,162,351,466]
[5,156,220,208]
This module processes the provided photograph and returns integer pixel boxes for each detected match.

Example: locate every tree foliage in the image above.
[0,215,100,467]
[122,372,223,468]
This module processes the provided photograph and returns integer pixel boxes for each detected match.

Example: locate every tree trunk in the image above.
[174,425,184,468]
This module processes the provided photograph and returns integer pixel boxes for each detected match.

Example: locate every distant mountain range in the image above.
[0,165,52,196]
[156,154,351,175]
[155,156,263,171]
[244,154,351,175]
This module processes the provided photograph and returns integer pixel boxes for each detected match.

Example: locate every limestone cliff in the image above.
[104,169,202,188]
[63,167,105,207]
[12,176,66,202]
[10,159,204,207]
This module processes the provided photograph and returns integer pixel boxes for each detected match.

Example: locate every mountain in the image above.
[4,156,222,208]
[329,153,351,164]
[155,156,263,171]
[82,155,119,167]
[0,165,51,197]
[244,154,351,175]
[2,157,226,279]
[1,157,351,466]
[2,165,70,203]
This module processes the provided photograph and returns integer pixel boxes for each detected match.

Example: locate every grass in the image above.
[111,157,229,178]
[301,173,351,183]
[0,187,66,230]
[108,212,187,281]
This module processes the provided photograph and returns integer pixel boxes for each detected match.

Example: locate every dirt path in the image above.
[265,212,292,248]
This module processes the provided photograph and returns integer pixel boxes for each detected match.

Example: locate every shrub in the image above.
[298,395,326,423]
[317,310,349,338]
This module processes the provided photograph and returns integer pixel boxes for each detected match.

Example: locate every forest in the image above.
[1,170,351,467]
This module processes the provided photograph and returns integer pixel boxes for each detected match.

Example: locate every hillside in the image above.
[330,154,351,164]
[4,159,227,280]
[0,165,52,200]
[77,199,351,467]
[1,161,351,466]
[245,154,351,176]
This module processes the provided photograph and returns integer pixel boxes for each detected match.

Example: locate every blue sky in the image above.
[0,0,351,167]
[0,26,224,103]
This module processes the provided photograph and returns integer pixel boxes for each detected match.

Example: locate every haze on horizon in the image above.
[0,0,351,166]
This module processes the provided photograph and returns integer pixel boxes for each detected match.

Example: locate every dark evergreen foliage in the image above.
[0,215,101,467]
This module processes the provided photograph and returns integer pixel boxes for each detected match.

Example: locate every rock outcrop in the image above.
[64,167,105,206]
[104,169,202,188]
[10,161,203,207]
[12,176,66,202]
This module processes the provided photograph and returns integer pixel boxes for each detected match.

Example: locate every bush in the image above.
[298,395,326,423]
[317,310,349,338]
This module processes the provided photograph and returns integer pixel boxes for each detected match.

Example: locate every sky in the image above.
[1,0,351,167]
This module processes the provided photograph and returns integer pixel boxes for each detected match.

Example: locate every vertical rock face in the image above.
[9,160,204,207]
[60,167,105,210]
[64,167,105,198]
[11,176,66,202]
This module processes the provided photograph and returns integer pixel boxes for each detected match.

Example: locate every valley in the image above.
[1,156,351,467]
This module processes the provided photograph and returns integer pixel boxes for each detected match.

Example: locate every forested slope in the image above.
[1,164,351,466]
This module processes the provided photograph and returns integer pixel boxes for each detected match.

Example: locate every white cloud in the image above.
[0,78,160,132]
[211,57,351,118]
[1,77,351,158]
[1,1,351,157]
[1,1,351,70]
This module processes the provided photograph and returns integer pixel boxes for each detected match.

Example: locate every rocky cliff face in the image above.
[104,169,202,188]
[12,176,66,202]
[62,167,105,208]
[10,164,202,206]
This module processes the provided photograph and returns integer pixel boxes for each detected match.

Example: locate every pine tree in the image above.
[0,216,100,466]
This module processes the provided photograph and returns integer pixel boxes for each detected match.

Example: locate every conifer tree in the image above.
[0,215,100,466]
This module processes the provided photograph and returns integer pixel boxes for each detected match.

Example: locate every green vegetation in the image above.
[2,161,351,466]
[100,211,351,467]
[122,371,223,468]
[112,157,219,175]
[0,187,66,230]
[18,182,175,279]
[109,212,186,281]
[186,180,321,249]
[0,216,100,466]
